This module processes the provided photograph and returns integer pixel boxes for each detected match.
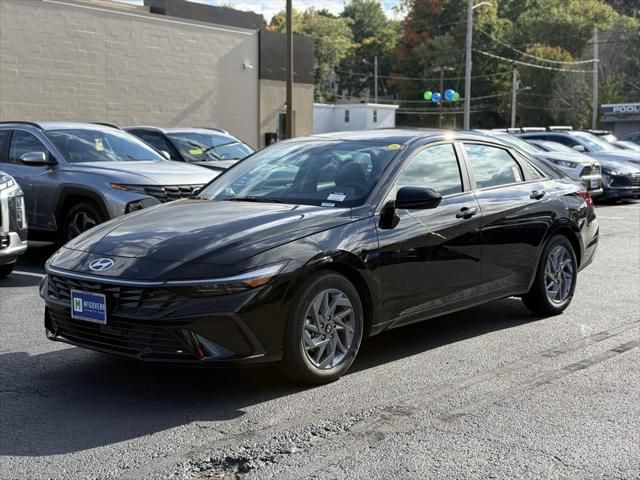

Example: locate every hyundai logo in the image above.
[89,258,114,272]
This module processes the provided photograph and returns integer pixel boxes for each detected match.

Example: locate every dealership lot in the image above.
[0,201,638,479]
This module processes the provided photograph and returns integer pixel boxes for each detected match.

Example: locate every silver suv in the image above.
[0,122,220,243]
[0,171,28,277]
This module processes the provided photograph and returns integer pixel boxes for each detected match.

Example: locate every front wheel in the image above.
[61,201,104,243]
[522,235,577,316]
[279,272,364,384]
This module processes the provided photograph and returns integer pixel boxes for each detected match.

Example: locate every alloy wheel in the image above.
[67,210,98,240]
[302,288,356,370]
[544,245,574,304]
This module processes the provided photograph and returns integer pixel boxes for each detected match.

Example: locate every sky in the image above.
[116,0,403,21]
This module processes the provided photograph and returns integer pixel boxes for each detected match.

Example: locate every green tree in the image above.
[270,9,354,101]
[338,0,400,99]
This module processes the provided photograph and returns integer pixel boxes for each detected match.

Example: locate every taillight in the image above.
[579,190,594,209]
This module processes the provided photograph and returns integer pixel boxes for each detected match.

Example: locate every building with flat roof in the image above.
[601,103,640,138]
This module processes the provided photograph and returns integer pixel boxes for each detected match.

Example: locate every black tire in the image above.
[278,272,364,384]
[522,235,577,316]
[0,263,15,278]
[61,201,104,243]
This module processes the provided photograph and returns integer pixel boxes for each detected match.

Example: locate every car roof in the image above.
[0,121,121,132]
[288,129,496,146]
[125,126,231,136]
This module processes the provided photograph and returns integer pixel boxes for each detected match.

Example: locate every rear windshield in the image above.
[45,129,165,163]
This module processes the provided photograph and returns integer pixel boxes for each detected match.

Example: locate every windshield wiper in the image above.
[225,196,286,204]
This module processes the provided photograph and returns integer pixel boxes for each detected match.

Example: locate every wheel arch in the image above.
[55,187,111,232]
[295,251,378,337]
[544,222,582,268]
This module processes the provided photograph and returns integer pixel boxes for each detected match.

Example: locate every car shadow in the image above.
[0,297,535,457]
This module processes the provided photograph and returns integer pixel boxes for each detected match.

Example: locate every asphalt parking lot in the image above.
[1,200,639,480]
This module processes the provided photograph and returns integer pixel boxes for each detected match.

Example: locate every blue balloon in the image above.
[432,92,441,102]
[444,89,455,101]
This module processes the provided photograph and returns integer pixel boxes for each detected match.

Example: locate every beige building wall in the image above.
[259,79,314,147]
[0,0,261,147]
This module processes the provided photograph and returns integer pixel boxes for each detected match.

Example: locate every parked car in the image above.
[621,132,640,145]
[613,140,640,152]
[478,130,603,196]
[517,130,640,200]
[582,129,618,144]
[125,126,254,172]
[0,171,28,277]
[0,122,220,243]
[42,129,598,384]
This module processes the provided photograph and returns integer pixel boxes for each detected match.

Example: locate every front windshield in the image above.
[573,132,618,152]
[167,132,254,162]
[199,140,402,207]
[46,129,164,163]
[537,141,575,153]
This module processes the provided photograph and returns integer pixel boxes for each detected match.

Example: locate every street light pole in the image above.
[511,68,518,128]
[592,27,599,129]
[374,55,378,104]
[463,0,473,130]
[464,1,491,130]
[286,0,293,139]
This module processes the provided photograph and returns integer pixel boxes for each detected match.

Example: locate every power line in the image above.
[334,69,511,82]
[475,50,593,73]
[476,27,596,65]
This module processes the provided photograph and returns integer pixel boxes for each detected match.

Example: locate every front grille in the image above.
[47,275,186,314]
[142,185,203,203]
[580,164,600,176]
[633,174,640,189]
[48,310,190,358]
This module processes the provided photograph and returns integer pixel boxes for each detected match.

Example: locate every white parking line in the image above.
[13,271,46,279]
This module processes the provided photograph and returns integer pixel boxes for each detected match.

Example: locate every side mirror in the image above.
[395,186,442,210]
[160,150,171,160]
[572,145,586,153]
[20,151,54,166]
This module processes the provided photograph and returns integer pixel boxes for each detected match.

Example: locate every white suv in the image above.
[0,171,28,277]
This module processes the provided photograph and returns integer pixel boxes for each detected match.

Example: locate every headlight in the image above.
[0,174,16,191]
[551,159,577,169]
[165,263,287,296]
[604,170,621,176]
[110,183,147,193]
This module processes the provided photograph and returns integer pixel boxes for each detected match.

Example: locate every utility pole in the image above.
[463,0,473,129]
[592,27,599,129]
[439,69,445,128]
[511,68,518,128]
[374,55,378,104]
[286,0,293,139]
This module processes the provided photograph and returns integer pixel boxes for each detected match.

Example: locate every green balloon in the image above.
[423,90,433,101]
[452,92,460,101]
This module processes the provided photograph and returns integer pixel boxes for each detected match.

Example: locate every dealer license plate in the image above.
[71,290,107,324]
[590,179,599,189]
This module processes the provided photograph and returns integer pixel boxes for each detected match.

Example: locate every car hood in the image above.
[588,151,640,164]
[63,161,219,185]
[533,151,596,165]
[62,199,352,269]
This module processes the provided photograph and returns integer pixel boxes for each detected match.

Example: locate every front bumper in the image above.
[601,173,640,199]
[580,174,603,197]
[41,271,289,365]
[0,232,28,265]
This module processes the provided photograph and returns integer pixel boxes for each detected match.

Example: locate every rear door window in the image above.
[464,144,523,189]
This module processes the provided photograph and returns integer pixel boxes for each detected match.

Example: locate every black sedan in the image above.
[41,130,599,384]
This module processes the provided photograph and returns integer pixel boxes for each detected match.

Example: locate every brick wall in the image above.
[0,0,260,146]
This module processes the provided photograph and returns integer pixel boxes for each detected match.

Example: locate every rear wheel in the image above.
[279,272,364,384]
[0,263,15,278]
[62,201,104,243]
[522,235,577,316]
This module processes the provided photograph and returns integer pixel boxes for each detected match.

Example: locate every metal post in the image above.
[374,55,378,104]
[463,0,473,129]
[511,68,518,128]
[439,69,445,128]
[592,27,599,129]
[286,0,293,139]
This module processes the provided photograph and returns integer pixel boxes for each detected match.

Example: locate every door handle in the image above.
[530,190,546,200]
[456,206,478,219]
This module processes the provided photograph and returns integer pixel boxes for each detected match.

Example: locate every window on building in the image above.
[373,110,378,123]
[344,110,350,123]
